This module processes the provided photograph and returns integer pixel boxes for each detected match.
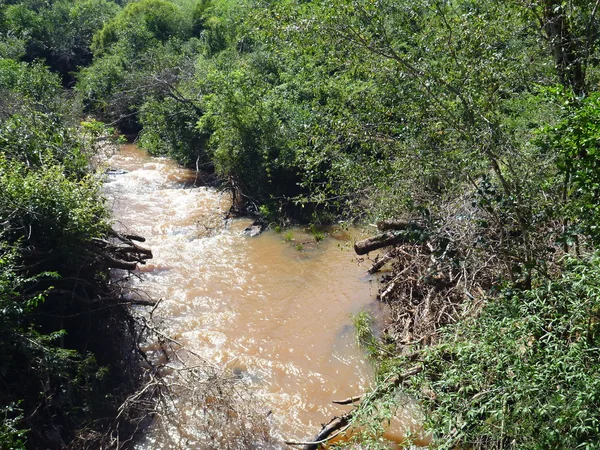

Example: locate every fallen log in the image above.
[355,223,427,256]
[354,231,408,255]
[113,244,152,258]
[286,415,351,449]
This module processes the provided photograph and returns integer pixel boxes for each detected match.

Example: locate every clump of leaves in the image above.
[0,403,26,450]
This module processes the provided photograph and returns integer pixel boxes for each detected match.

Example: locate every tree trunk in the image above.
[542,0,585,94]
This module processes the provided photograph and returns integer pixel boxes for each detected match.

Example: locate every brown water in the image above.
[103,145,421,448]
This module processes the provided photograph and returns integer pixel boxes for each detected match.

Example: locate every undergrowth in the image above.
[348,253,600,449]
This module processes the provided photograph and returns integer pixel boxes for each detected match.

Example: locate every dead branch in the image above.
[367,250,395,274]
[286,415,351,449]
[366,205,495,347]
[376,219,416,232]
[292,366,423,449]
[90,229,153,271]
[332,395,363,405]
[100,254,139,270]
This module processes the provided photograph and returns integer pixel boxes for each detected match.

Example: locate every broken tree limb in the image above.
[123,233,146,243]
[101,254,138,270]
[91,229,153,271]
[113,243,152,258]
[108,229,147,244]
[387,365,423,387]
[355,224,427,256]
[285,415,351,449]
[377,219,414,232]
[367,251,395,274]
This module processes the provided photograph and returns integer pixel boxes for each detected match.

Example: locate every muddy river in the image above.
[103,144,419,448]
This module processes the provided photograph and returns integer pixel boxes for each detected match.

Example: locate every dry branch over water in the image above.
[120,303,281,450]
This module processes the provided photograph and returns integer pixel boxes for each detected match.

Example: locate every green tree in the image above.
[2,0,120,81]
[539,92,600,246]
[92,0,191,55]
[0,35,139,449]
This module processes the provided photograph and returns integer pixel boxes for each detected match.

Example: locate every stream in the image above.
[103,144,418,448]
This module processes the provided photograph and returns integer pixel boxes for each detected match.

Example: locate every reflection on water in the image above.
[104,144,419,447]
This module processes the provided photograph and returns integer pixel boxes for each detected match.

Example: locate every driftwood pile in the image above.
[357,219,483,347]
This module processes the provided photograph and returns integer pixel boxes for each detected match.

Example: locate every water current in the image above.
[103,144,418,448]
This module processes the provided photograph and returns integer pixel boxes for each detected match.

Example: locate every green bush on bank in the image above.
[0,234,108,450]
[370,253,600,449]
[77,0,206,131]
[0,156,108,256]
[0,58,62,104]
[138,95,210,167]
[0,57,94,177]
[0,26,131,448]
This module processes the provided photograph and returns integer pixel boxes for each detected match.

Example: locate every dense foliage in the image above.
[75,0,600,226]
[0,4,144,448]
[414,254,600,449]
[1,0,120,82]
[350,251,600,449]
[4,0,600,447]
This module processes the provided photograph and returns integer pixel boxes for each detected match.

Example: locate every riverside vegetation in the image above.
[2,0,600,448]
[0,2,158,446]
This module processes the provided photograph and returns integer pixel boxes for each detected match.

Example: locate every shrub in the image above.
[379,253,600,449]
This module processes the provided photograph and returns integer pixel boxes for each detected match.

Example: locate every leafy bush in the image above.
[0,156,108,255]
[138,87,210,167]
[0,403,27,450]
[91,0,191,55]
[0,44,135,448]
[539,92,600,246]
[0,58,91,177]
[0,159,112,447]
[372,254,600,449]
[78,1,202,128]
[0,58,62,107]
